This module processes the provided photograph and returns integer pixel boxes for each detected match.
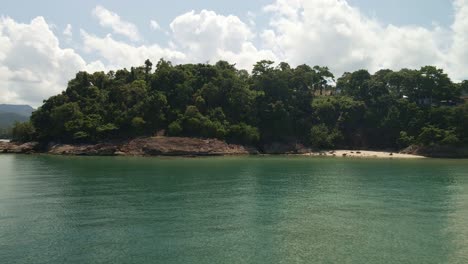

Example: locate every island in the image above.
[2,59,467,158]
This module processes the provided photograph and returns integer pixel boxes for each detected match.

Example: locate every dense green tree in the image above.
[310,124,343,149]
[12,121,35,142]
[337,70,372,100]
[25,60,467,149]
[0,128,11,138]
[461,80,468,95]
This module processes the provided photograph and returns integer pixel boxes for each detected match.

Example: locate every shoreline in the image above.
[1,137,465,159]
[0,151,428,159]
[303,150,425,159]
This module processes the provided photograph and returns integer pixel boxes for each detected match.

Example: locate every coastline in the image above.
[0,136,442,159]
[303,150,425,159]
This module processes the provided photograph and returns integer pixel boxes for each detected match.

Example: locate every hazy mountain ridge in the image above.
[0,104,34,130]
[0,104,34,117]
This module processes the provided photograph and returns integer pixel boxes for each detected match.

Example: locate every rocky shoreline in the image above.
[0,137,258,156]
[1,137,467,158]
[400,145,468,159]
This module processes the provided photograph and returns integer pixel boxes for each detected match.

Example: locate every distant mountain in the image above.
[0,104,34,129]
[0,104,34,117]
[0,112,29,128]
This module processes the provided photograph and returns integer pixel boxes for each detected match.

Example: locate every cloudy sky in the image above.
[0,0,466,106]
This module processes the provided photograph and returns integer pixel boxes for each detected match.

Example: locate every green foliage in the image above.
[131,117,146,134]
[97,123,118,137]
[417,126,461,146]
[310,124,343,149]
[168,121,182,136]
[441,133,461,146]
[0,127,11,138]
[397,131,415,148]
[12,121,35,142]
[461,81,468,95]
[228,123,260,144]
[73,131,90,141]
[23,59,468,150]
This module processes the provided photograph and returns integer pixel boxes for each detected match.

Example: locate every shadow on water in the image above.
[1,155,467,263]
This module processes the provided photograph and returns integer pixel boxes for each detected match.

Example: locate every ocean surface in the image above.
[1,155,467,263]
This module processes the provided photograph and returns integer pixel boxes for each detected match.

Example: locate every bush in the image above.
[11,121,35,142]
[228,123,260,144]
[97,123,118,137]
[0,128,12,139]
[73,131,90,141]
[202,119,226,139]
[131,117,146,128]
[417,126,461,146]
[168,121,182,136]
[310,124,342,149]
[417,126,445,145]
[441,133,461,146]
[397,131,415,148]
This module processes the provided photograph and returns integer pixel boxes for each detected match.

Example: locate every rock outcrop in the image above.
[0,141,38,154]
[401,145,468,158]
[2,139,467,158]
[48,143,118,156]
[1,137,259,156]
[120,137,258,156]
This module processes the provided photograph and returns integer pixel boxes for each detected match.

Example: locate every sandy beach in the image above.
[304,150,425,159]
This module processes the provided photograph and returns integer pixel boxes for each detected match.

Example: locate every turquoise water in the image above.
[1,155,468,263]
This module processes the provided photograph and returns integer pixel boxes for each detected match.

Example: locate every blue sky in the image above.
[0,0,465,106]
[2,0,453,26]
[2,0,454,45]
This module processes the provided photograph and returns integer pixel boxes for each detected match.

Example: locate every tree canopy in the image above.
[14,59,468,149]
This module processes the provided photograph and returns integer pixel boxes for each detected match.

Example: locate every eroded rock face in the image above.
[48,143,117,156]
[120,137,259,156]
[0,142,38,154]
[2,137,259,156]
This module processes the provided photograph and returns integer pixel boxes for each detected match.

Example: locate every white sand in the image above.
[303,150,425,159]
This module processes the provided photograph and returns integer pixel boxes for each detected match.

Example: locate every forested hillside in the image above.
[0,112,29,128]
[13,59,468,149]
[0,104,34,138]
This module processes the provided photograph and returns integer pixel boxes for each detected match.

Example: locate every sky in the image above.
[0,0,465,106]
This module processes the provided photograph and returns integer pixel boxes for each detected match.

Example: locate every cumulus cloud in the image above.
[261,0,451,76]
[83,9,277,71]
[3,1,468,106]
[246,11,256,26]
[80,30,185,69]
[150,20,161,31]
[92,5,140,42]
[170,10,254,58]
[63,24,73,38]
[0,16,103,106]
[449,0,468,80]
[169,10,276,69]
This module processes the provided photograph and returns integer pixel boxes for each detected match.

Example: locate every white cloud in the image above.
[246,11,256,26]
[63,24,73,38]
[3,1,468,106]
[449,0,468,80]
[92,5,140,42]
[82,9,277,72]
[80,30,186,69]
[0,17,102,106]
[169,10,276,69]
[150,20,161,31]
[261,0,451,76]
[170,10,253,57]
